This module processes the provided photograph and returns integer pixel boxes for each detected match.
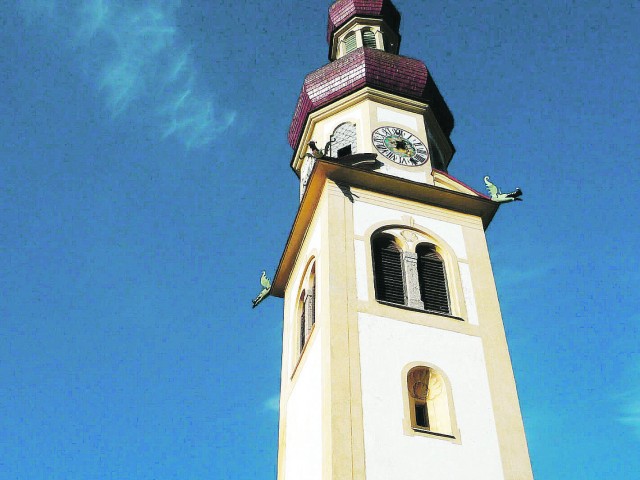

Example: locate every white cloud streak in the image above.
[618,359,640,440]
[263,394,280,413]
[20,0,236,149]
[494,264,552,288]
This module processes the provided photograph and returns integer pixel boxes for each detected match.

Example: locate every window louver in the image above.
[363,30,377,49]
[299,309,306,351]
[310,283,316,328]
[373,236,405,304]
[344,32,357,53]
[417,245,450,314]
[299,291,306,352]
[304,293,314,339]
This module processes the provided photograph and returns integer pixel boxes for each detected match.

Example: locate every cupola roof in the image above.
[288,48,453,149]
[327,0,401,44]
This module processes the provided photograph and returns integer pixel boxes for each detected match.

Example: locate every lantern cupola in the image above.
[327,0,401,60]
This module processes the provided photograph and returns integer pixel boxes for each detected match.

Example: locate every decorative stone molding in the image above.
[403,252,424,309]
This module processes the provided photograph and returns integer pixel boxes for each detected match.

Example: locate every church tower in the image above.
[270,1,534,479]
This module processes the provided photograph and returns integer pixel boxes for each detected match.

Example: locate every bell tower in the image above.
[270,1,534,479]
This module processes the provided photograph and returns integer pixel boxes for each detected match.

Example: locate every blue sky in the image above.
[1,0,639,478]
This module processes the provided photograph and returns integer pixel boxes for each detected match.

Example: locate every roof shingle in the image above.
[327,0,401,44]
[288,48,454,149]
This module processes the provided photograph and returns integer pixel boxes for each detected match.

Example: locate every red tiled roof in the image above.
[327,0,401,44]
[288,48,454,149]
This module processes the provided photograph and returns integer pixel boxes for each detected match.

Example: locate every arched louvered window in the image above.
[298,263,316,355]
[416,244,450,314]
[344,32,357,54]
[330,122,357,158]
[407,366,454,435]
[372,235,405,305]
[362,29,377,49]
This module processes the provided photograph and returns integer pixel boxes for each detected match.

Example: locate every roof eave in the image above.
[271,160,499,297]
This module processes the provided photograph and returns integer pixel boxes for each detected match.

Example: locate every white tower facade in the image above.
[271,2,534,479]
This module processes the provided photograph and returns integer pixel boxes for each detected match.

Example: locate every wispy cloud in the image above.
[19,0,235,149]
[494,264,552,288]
[263,394,280,413]
[618,358,640,440]
[620,402,640,438]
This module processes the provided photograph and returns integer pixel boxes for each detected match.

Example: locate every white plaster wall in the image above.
[353,201,467,260]
[358,313,504,480]
[283,331,323,480]
[458,262,479,325]
[377,106,418,131]
[376,163,428,183]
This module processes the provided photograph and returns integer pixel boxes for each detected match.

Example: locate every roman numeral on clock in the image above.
[372,126,429,167]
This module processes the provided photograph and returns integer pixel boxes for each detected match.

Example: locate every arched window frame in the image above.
[372,233,406,305]
[294,259,317,360]
[338,26,383,56]
[401,362,460,441]
[361,28,378,49]
[332,20,399,60]
[343,31,358,54]
[328,121,358,159]
[368,226,467,320]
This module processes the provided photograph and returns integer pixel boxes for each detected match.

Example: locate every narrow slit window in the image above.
[297,263,316,357]
[310,280,316,329]
[414,404,429,429]
[299,290,307,353]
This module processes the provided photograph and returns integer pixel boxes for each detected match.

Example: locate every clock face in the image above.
[372,126,429,166]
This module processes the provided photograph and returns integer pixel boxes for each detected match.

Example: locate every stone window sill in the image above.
[377,300,464,322]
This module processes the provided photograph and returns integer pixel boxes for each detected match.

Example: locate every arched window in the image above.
[416,244,450,314]
[362,29,377,49]
[407,366,454,435]
[372,234,405,305]
[298,263,316,354]
[329,122,357,158]
[344,32,357,54]
[371,230,455,315]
